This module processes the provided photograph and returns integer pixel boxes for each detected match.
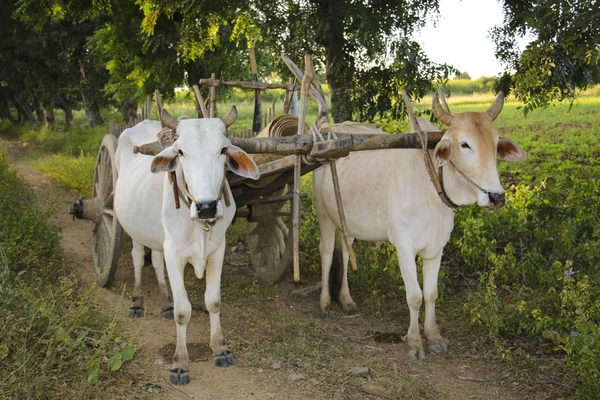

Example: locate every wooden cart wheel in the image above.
[91,134,122,287]
[246,185,293,283]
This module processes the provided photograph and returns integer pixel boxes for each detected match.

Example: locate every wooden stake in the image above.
[249,47,262,134]
[293,55,313,282]
[209,73,217,118]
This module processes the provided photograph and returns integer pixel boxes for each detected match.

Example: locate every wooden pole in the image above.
[283,78,294,114]
[293,55,313,282]
[209,73,217,118]
[249,48,262,134]
[198,78,292,90]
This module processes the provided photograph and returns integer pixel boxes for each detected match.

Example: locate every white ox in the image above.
[114,107,260,385]
[314,93,526,359]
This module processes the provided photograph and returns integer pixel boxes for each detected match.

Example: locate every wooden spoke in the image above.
[247,184,294,283]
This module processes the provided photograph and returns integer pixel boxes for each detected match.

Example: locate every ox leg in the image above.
[129,241,145,318]
[151,250,174,320]
[393,242,425,360]
[318,215,337,318]
[205,240,235,367]
[336,230,359,315]
[165,247,191,385]
[422,252,448,353]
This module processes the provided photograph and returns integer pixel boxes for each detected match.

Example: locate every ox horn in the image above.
[432,92,453,126]
[221,105,237,128]
[160,108,178,131]
[486,91,505,121]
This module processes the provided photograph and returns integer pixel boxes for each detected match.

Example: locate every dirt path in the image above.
[3,138,569,400]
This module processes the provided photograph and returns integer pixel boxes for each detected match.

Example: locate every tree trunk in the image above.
[0,87,14,122]
[122,98,138,125]
[324,0,353,123]
[33,96,45,126]
[85,102,104,127]
[44,105,55,126]
[13,94,37,125]
[62,105,73,130]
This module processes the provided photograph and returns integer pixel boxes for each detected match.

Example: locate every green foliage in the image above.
[0,147,136,398]
[35,153,95,197]
[493,0,600,113]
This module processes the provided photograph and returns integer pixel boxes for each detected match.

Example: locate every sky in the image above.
[416,0,532,78]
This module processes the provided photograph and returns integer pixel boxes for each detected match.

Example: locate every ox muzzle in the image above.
[488,192,505,209]
[195,200,218,220]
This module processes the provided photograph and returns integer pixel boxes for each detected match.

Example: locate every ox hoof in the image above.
[170,368,190,385]
[214,351,236,367]
[344,306,360,316]
[128,307,145,318]
[161,307,174,320]
[408,348,427,361]
[320,311,336,319]
[429,340,449,353]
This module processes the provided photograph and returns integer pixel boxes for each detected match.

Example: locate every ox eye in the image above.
[220,147,228,155]
[178,149,184,156]
[460,142,471,150]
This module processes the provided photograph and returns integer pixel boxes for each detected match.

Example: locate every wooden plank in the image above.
[199,78,293,91]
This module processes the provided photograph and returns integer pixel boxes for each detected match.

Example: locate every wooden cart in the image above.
[70,54,445,286]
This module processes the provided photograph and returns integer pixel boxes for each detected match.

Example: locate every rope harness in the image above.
[168,168,231,210]
[438,160,489,209]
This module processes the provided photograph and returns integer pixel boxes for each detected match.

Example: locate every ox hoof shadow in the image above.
[170,368,190,385]
[213,351,236,367]
[344,306,360,316]
[161,308,174,320]
[429,343,448,353]
[128,307,145,318]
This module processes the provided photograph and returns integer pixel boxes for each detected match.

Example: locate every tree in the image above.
[252,0,456,122]
[493,0,600,113]
[136,0,455,123]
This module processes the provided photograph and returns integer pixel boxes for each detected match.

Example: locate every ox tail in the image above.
[329,231,344,303]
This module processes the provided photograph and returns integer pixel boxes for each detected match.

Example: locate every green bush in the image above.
[0,148,135,399]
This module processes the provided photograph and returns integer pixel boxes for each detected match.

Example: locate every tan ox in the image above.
[314,93,526,359]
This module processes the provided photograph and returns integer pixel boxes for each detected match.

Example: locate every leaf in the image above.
[122,345,135,362]
[108,351,123,371]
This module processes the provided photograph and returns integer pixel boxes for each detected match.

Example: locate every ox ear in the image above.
[225,145,260,180]
[497,137,527,162]
[433,137,453,168]
[151,146,179,173]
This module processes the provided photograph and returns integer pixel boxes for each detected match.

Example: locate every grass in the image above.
[0,146,137,399]
[3,90,600,398]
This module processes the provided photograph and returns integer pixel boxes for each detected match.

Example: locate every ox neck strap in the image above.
[436,166,460,209]
[439,161,489,209]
